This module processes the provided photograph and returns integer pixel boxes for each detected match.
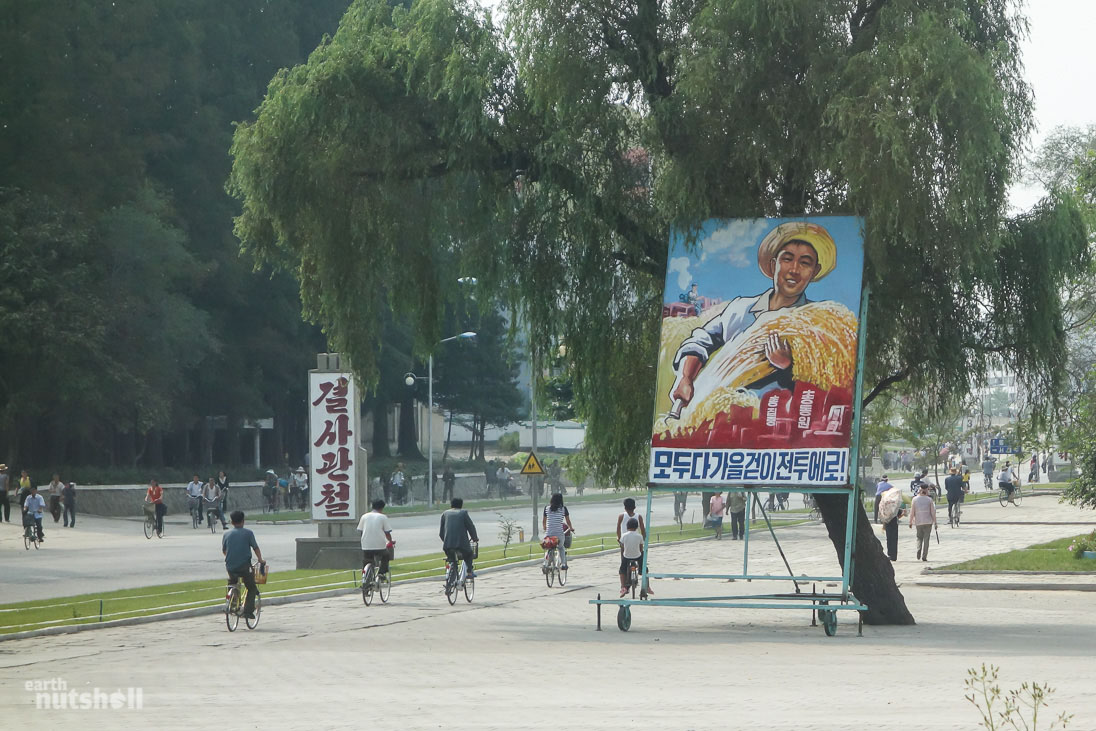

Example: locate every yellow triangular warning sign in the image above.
[520,452,545,475]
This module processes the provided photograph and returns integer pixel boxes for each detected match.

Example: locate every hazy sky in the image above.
[1010,1,1094,209]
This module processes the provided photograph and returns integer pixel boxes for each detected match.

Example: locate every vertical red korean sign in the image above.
[309,372,358,520]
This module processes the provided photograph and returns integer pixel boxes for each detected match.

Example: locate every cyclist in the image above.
[944,467,966,524]
[673,491,687,523]
[618,518,644,597]
[998,462,1017,502]
[439,497,479,579]
[203,477,227,529]
[981,455,996,490]
[615,498,646,542]
[357,499,394,579]
[542,493,574,572]
[145,479,166,535]
[222,510,263,620]
[22,484,46,542]
[186,474,203,525]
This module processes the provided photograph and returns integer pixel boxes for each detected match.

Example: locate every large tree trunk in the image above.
[443,410,453,461]
[815,492,915,625]
[397,392,423,459]
[370,397,391,458]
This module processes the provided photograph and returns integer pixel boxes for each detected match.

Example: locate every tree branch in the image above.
[862,367,910,408]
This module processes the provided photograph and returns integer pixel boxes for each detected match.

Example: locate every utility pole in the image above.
[531,345,539,542]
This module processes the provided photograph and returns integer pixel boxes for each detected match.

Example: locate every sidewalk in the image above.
[2,495,1095,729]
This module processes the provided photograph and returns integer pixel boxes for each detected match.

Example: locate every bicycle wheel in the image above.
[557,554,567,587]
[362,565,375,606]
[191,507,199,529]
[446,569,459,606]
[616,605,631,632]
[1013,487,1023,506]
[156,522,164,538]
[144,517,154,539]
[24,533,31,550]
[226,587,240,632]
[544,551,556,587]
[246,595,261,629]
[998,489,1008,507]
[464,576,475,603]
[379,570,391,604]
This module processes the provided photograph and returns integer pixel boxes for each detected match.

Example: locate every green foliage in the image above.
[965,664,1072,730]
[230,0,1089,490]
[496,511,520,557]
[0,1,344,469]
[497,432,520,453]
[1067,530,1096,560]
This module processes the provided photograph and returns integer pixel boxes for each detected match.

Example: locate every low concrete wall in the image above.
[75,482,269,518]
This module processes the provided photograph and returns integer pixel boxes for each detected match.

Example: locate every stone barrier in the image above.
[74,482,269,518]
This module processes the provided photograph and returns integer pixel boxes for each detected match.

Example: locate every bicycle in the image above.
[205,499,222,534]
[673,494,687,527]
[805,494,822,522]
[948,498,963,527]
[23,518,42,550]
[361,558,392,606]
[541,535,568,588]
[444,544,476,605]
[143,504,164,539]
[998,482,1023,507]
[188,496,201,529]
[225,568,262,631]
[983,473,992,491]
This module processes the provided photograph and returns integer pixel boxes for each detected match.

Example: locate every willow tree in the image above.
[229,0,1088,623]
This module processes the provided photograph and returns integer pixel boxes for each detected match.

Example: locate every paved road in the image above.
[0,494,680,603]
[1,495,1093,729]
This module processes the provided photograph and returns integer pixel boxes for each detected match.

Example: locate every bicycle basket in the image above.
[253,561,269,585]
[540,536,559,550]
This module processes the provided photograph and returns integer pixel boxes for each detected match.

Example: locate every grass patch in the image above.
[938,533,1096,572]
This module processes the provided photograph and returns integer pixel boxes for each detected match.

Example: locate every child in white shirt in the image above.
[618,518,647,597]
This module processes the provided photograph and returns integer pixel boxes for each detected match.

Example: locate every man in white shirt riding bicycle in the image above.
[357,499,394,578]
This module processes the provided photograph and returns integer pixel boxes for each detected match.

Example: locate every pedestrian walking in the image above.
[909,485,937,561]
[0,464,10,523]
[708,492,725,539]
[442,464,456,504]
[47,474,64,523]
[216,470,230,512]
[874,475,891,523]
[726,491,746,540]
[62,481,76,527]
[878,486,904,561]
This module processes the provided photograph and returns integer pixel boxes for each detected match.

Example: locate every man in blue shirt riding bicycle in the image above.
[222,510,264,619]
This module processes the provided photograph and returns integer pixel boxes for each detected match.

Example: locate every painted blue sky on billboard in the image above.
[664,216,864,309]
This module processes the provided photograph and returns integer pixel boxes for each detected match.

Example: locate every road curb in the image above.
[917,581,1096,592]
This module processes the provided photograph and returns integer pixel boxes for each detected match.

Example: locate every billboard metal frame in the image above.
[591,289,871,637]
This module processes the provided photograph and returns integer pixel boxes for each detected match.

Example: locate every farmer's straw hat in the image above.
[757,222,837,281]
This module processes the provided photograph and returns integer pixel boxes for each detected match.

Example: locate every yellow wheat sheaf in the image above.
[713,300,858,393]
[656,301,857,437]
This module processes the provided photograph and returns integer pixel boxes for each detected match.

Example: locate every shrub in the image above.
[497,431,520,453]
[1067,530,1096,559]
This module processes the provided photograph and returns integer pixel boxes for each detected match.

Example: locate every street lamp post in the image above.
[406,331,476,506]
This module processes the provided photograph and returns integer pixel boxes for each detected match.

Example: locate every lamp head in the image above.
[404,373,416,387]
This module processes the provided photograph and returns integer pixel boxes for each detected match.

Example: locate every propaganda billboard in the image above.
[309,372,358,520]
[649,217,865,486]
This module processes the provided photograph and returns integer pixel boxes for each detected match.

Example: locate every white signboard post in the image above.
[309,371,358,521]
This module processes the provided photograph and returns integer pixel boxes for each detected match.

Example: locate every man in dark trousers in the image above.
[944,467,967,525]
[442,465,456,504]
[222,511,264,619]
[439,498,479,578]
